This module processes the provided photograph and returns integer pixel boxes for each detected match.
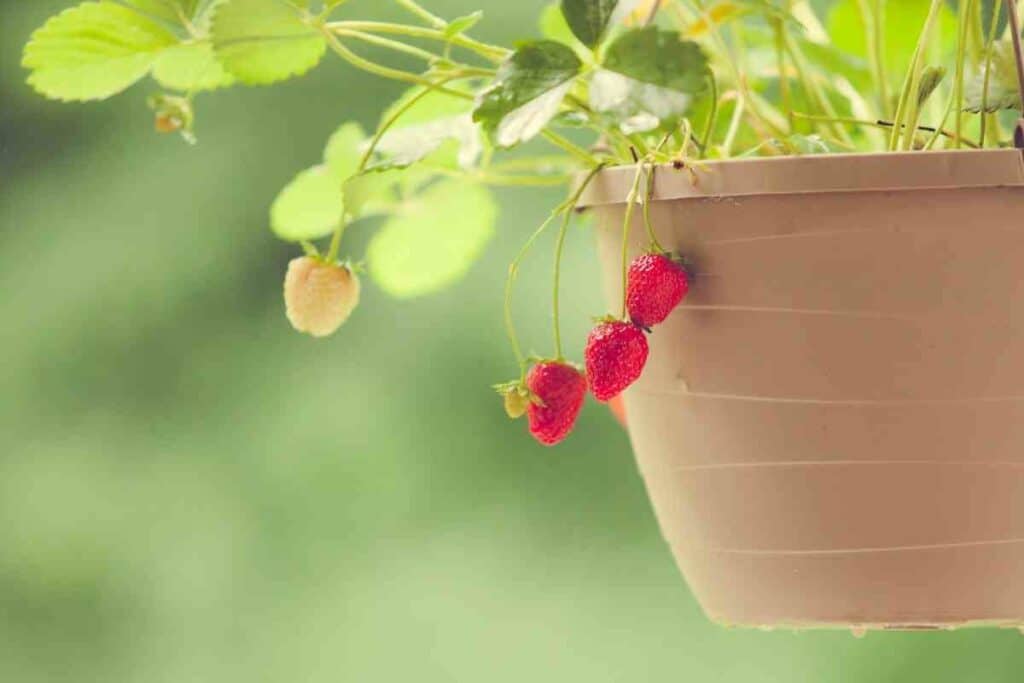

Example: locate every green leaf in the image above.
[323,122,366,177]
[211,0,325,85]
[270,122,366,241]
[342,172,400,220]
[22,1,177,101]
[370,86,481,171]
[370,117,482,171]
[120,0,200,25]
[367,180,497,298]
[964,40,1022,113]
[473,41,581,147]
[602,26,709,95]
[444,11,484,38]
[588,69,691,131]
[152,41,235,91]
[539,2,576,44]
[560,0,618,48]
[270,165,345,241]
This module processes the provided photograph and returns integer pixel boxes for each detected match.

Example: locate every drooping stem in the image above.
[551,208,575,361]
[504,166,603,375]
[619,164,647,319]
[505,210,561,375]
[553,165,605,360]
[642,164,666,253]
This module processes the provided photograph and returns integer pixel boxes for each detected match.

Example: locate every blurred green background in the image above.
[4,1,1024,681]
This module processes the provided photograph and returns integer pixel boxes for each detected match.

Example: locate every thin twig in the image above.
[792,112,980,148]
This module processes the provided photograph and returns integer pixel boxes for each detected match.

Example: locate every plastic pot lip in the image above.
[575,148,1024,208]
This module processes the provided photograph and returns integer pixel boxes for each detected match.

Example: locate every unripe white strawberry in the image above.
[283,256,360,337]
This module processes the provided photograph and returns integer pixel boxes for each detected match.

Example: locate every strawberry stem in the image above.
[553,165,605,361]
[505,210,562,377]
[325,222,348,263]
[503,165,603,377]
[552,207,574,361]
[619,163,647,319]
[641,164,666,253]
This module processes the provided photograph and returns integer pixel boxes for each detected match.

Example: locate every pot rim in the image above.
[576,148,1024,207]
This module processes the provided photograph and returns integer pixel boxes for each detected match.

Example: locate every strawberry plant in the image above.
[21,0,1024,445]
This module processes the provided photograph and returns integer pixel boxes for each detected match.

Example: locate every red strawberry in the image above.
[525,362,587,446]
[585,321,649,402]
[626,252,690,328]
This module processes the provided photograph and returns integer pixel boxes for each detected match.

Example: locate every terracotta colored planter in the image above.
[580,149,1024,631]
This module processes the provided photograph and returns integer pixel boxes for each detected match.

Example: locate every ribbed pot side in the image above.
[583,150,1024,630]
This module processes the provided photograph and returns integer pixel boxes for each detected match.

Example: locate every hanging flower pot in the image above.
[579,149,1024,630]
[22,0,1024,634]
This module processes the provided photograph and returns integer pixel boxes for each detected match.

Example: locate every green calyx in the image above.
[493,380,543,419]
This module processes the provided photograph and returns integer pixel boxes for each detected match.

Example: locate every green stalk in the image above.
[393,0,447,29]
[554,165,604,357]
[890,0,944,150]
[979,0,1002,145]
[504,166,604,373]
[773,18,792,132]
[331,28,452,64]
[969,0,986,60]
[953,0,976,148]
[721,92,745,157]
[922,93,954,149]
[792,112,979,148]
[541,130,602,166]
[619,165,647,319]
[329,20,509,62]
[699,71,720,157]
[322,29,473,98]
[685,0,785,140]
[642,165,666,253]
[784,33,855,146]
[505,212,561,375]
[325,222,347,263]
[858,0,890,116]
